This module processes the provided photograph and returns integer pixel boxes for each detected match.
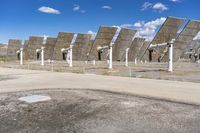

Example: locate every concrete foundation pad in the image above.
[19,95,51,103]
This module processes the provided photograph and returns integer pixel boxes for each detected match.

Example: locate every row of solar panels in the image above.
[2,17,200,62]
[1,28,149,62]
[145,17,200,62]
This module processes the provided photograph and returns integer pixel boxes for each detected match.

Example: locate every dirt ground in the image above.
[0,60,199,133]
[0,88,200,133]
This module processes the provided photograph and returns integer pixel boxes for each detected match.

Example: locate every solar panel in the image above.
[178,40,200,59]
[128,38,145,61]
[44,37,57,60]
[52,32,74,60]
[86,40,94,60]
[27,36,44,60]
[173,20,200,61]
[23,40,29,60]
[0,44,7,56]
[88,26,117,61]
[138,41,151,61]
[192,41,200,53]
[140,17,185,61]
[73,34,92,61]
[112,28,137,61]
[7,39,21,59]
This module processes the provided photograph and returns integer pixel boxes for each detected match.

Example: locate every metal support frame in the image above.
[148,39,175,72]
[97,44,113,69]
[125,48,129,67]
[109,45,113,69]
[184,51,195,55]
[134,58,137,65]
[69,45,73,67]
[36,47,45,66]
[198,48,200,63]
[41,47,44,66]
[149,42,168,50]
[168,41,173,72]
[92,60,96,66]
[16,48,23,65]
[61,45,73,67]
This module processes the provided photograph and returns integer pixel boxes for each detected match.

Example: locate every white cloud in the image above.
[170,0,181,2]
[38,6,60,14]
[134,21,145,28]
[144,17,166,29]
[88,17,166,42]
[137,17,166,41]
[112,17,166,41]
[152,3,168,11]
[73,4,80,11]
[73,4,86,13]
[120,24,133,28]
[87,31,97,40]
[112,25,120,28]
[141,2,168,12]
[102,6,112,10]
[141,2,153,10]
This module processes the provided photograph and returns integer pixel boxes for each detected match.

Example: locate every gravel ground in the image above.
[1,60,200,83]
[0,75,16,81]
[0,89,200,133]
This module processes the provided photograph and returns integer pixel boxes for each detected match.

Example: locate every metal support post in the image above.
[69,45,73,67]
[168,42,173,72]
[109,45,112,69]
[41,47,44,66]
[20,48,23,65]
[125,48,129,67]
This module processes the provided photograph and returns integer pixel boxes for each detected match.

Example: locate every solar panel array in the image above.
[173,20,200,61]
[128,38,145,61]
[192,41,200,53]
[52,32,74,60]
[88,26,117,61]
[23,40,29,60]
[0,44,8,56]
[112,28,137,61]
[27,36,44,60]
[7,39,21,59]
[44,37,57,60]
[73,34,92,61]
[141,17,185,62]
[2,17,199,63]
[138,41,151,61]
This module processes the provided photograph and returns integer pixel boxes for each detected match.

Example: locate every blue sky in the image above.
[0,0,200,44]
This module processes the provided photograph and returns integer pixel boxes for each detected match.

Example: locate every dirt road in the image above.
[0,67,200,105]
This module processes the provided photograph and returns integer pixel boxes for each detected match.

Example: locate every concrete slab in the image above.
[19,95,51,103]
